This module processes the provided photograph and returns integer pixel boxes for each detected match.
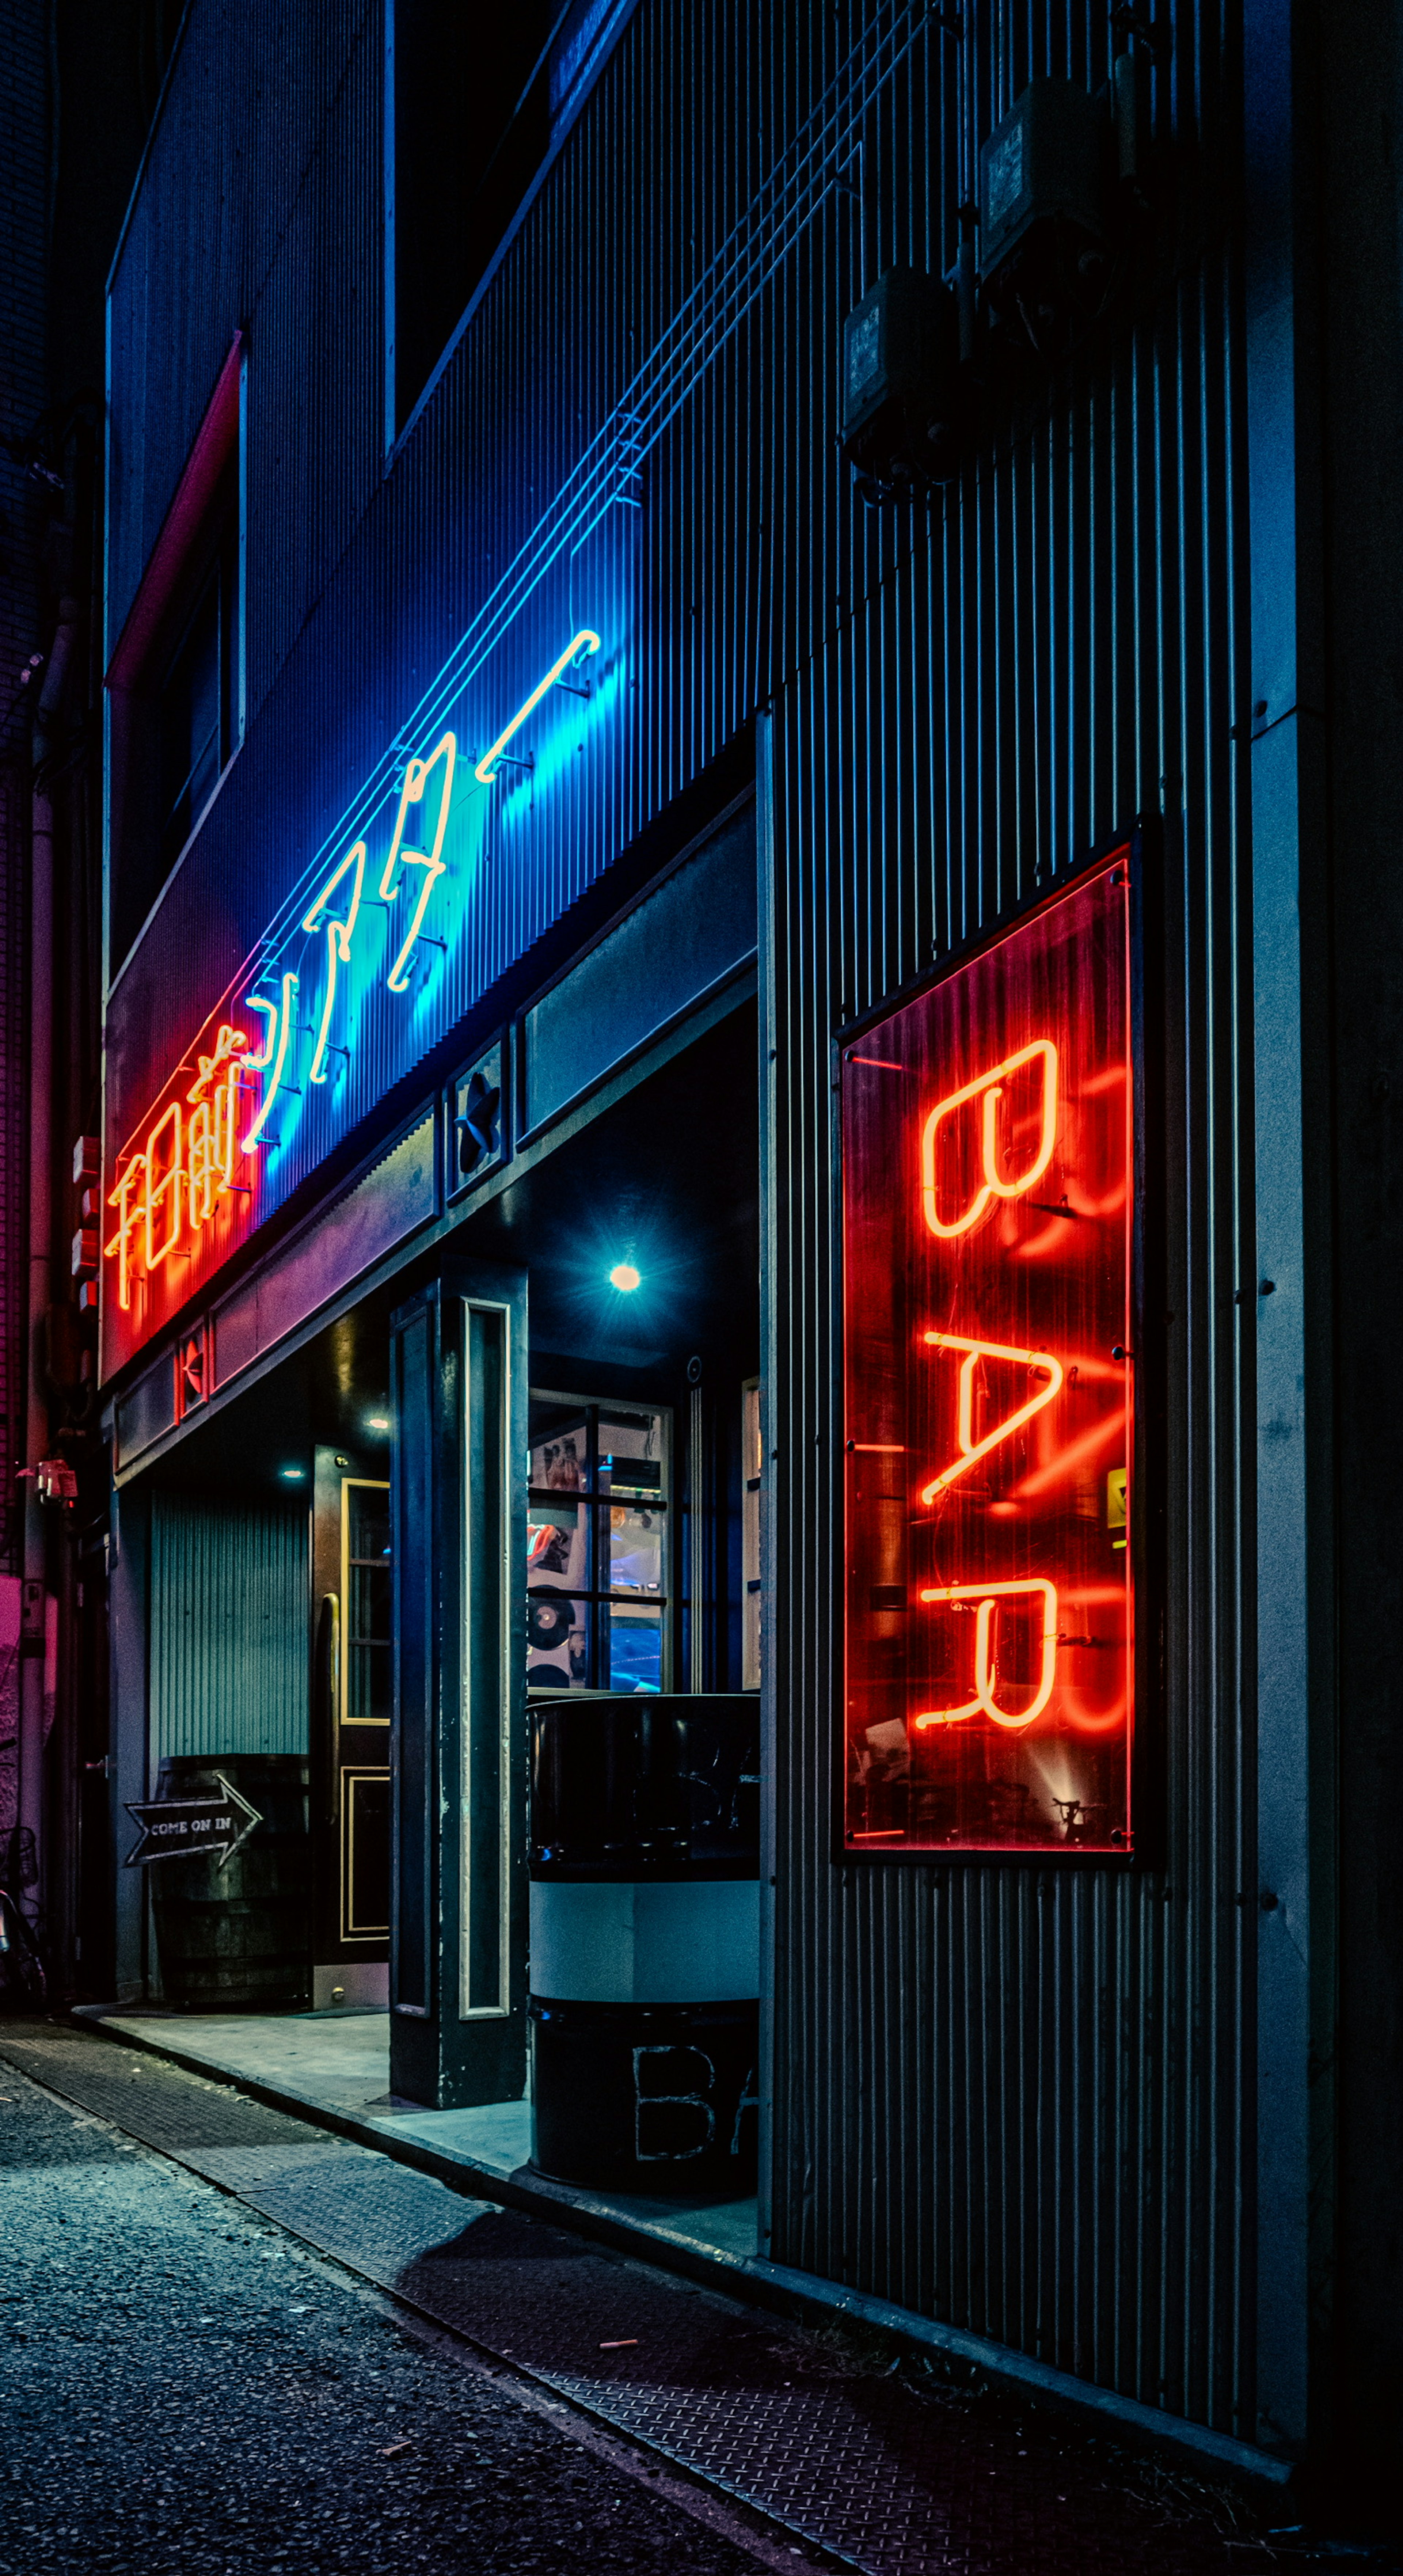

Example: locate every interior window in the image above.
[342,1478,393,1724]
[392,4,561,436]
[106,340,243,971]
[157,521,237,881]
[526,1391,670,1694]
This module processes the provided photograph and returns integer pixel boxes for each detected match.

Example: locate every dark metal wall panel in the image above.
[148,1494,309,1761]
[103,4,930,1182]
[106,0,381,676]
[106,0,1255,2446]
[766,137,1252,2459]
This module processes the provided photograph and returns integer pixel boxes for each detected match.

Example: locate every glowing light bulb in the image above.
[609,1262,641,1293]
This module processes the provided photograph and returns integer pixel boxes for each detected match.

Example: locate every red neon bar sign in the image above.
[842,860,1134,1855]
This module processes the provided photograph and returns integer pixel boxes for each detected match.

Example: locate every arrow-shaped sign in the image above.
[123,1772,262,1871]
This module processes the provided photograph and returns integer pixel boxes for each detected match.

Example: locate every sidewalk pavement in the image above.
[3,2015,1343,2576]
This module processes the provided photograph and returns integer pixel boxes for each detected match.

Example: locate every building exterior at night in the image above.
[90,0,1403,2507]
[0,0,173,1992]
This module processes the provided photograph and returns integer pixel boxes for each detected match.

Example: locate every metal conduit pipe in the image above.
[17,603,78,1923]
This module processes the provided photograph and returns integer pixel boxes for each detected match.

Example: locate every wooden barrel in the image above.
[149,1755,310,2009]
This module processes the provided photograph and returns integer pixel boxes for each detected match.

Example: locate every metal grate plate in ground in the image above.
[0,2023,1311,2576]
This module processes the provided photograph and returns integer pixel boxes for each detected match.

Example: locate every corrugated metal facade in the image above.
[765,21,1251,2431]
[107,0,1256,2447]
[149,1495,308,1761]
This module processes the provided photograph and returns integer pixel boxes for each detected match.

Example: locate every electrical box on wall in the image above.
[979,77,1106,283]
[841,41,1171,507]
[839,265,966,501]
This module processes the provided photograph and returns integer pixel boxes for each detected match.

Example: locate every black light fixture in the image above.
[977,76,1109,354]
[840,31,1171,505]
[839,265,968,504]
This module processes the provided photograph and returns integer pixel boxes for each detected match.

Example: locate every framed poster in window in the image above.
[841,852,1142,1858]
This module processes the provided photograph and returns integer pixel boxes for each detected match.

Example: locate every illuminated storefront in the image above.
[101,618,624,1372]
[87,0,1400,2500]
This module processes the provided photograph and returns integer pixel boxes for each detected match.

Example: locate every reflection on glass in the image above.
[527,1501,589,1690]
[531,1416,589,1494]
[599,1410,664,1496]
[608,1602,662,1693]
[527,1502,589,1587]
[345,1480,392,1724]
[527,1589,587,1690]
[608,1504,661,1593]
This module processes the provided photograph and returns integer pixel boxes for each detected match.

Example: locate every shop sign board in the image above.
[842,859,1135,1855]
[102,502,634,1384]
[123,1772,261,1868]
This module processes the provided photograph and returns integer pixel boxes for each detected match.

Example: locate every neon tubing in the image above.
[303,840,366,1083]
[215,1063,242,1191]
[225,5,928,980]
[474,632,601,784]
[186,1021,247,1106]
[104,1156,147,1311]
[107,13,932,1139]
[144,1102,183,1272]
[240,972,298,1151]
[240,994,280,1073]
[919,1332,1064,1502]
[379,735,456,993]
[914,1580,1059,1730]
[187,1099,213,1229]
[921,1038,1058,1238]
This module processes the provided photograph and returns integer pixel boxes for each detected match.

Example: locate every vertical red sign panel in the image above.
[843,861,1135,1855]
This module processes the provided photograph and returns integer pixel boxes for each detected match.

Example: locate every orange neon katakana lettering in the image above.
[186,1022,247,1106]
[144,1103,183,1272]
[104,1155,147,1312]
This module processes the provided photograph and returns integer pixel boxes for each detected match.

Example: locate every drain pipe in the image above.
[17,601,79,1920]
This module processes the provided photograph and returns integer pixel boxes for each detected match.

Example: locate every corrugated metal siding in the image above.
[149,1495,309,1760]
[109,0,1254,2446]
[765,11,1252,2441]
[104,4,939,1171]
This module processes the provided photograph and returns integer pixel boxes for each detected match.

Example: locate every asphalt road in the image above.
[0,2059,787,2575]
[5,2026,1396,2576]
